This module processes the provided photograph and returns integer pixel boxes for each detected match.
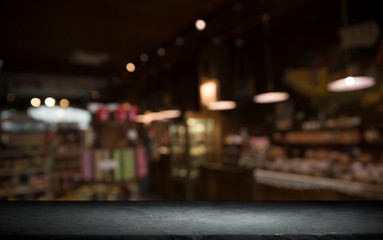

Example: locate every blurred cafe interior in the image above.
[1,0,383,201]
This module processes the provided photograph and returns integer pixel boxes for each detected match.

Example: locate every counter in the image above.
[254,169,383,200]
[1,201,382,239]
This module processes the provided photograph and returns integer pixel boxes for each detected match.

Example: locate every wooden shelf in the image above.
[0,167,45,177]
[0,185,46,198]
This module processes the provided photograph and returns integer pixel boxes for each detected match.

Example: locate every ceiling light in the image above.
[91,90,100,99]
[60,98,70,108]
[136,112,153,125]
[200,80,217,107]
[157,48,166,57]
[253,14,290,104]
[326,0,375,92]
[160,110,181,119]
[6,93,15,102]
[30,98,41,107]
[195,19,206,31]
[69,49,110,66]
[140,53,149,62]
[207,101,236,110]
[254,92,289,104]
[45,97,56,107]
[327,76,375,92]
[126,62,136,72]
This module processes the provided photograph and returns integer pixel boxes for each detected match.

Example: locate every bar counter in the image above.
[1,201,382,239]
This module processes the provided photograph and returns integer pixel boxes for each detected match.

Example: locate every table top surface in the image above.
[0,202,382,239]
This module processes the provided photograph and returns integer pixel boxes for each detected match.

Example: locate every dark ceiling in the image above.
[0,0,228,76]
[0,0,381,106]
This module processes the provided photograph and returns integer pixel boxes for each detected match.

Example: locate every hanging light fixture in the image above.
[254,14,289,104]
[207,100,236,110]
[202,78,237,111]
[205,44,237,111]
[327,0,375,92]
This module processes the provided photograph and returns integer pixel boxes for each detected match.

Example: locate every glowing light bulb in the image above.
[195,19,206,31]
[157,48,166,57]
[126,63,135,72]
[207,101,236,110]
[254,92,289,104]
[327,76,375,92]
[200,81,217,106]
[344,76,355,86]
[30,98,41,107]
[60,99,70,108]
[45,97,56,107]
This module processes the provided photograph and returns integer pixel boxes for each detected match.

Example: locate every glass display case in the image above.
[169,118,215,199]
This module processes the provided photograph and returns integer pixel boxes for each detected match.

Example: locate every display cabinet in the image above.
[169,117,216,200]
[0,112,51,200]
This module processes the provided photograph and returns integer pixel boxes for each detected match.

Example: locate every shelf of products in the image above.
[249,115,383,198]
[50,123,83,199]
[0,113,51,200]
[54,182,141,200]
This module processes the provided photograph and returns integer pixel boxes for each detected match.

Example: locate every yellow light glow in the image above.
[30,98,41,107]
[254,92,289,104]
[136,112,152,125]
[91,90,100,99]
[126,63,135,72]
[327,76,375,92]
[207,101,236,110]
[200,81,217,106]
[45,97,56,107]
[122,102,131,110]
[60,99,70,108]
[344,76,355,86]
[6,93,15,102]
[195,19,206,31]
[157,48,166,57]
[160,110,181,119]
[136,110,181,124]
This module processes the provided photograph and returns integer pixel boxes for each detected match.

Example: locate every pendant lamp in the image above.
[206,43,236,111]
[254,14,289,104]
[327,0,375,92]
[207,100,236,110]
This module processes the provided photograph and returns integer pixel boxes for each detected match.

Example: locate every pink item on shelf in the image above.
[81,149,94,181]
[135,146,148,179]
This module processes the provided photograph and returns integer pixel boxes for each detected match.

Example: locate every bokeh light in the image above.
[30,98,41,107]
[126,63,136,72]
[45,97,56,107]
